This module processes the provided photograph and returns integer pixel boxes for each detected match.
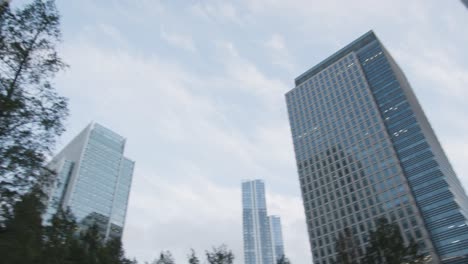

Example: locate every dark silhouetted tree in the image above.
[0,190,138,264]
[0,0,68,208]
[277,255,291,264]
[334,227,360,264]
[364,218,425,264]
[0,0,8,17]
[206,245,234,264]
[188,249,200,264]
[101,237,134,264]
[153,251,175,264]
[42,207,79,263]
[81,223,105,264]
[66,236,87,264]
[0,188,44,264]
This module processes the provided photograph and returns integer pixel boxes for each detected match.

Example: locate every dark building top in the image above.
[294,30,377,87]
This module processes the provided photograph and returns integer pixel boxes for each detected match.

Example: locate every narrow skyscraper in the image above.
[242,180,274,264]
[286,31,468,264]
[44,123,134,240]
[269,215,285,264]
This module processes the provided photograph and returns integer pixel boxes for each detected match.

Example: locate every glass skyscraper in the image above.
[243,180,286,264]
[44,122,134,240]
[285,31,468,264]
[269,215,285,263]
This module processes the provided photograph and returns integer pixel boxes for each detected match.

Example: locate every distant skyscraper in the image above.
[44,123,134,240]
[243,180,274,264]
[269,216,285,263]
[286,31,468,264]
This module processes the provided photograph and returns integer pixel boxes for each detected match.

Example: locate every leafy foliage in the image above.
[276,255,291,264]
[0,188,44,264]
[363,218,425,264]
[188,249,200,264]
[42,207,79,263]
[334,218,426,264]
[206,245,235,264]
[0,2,238,264]
[0,188,239,264]
[334,227,360,264]
[153,251,176,264]
[0,190,135,264]
[0,0,68,207]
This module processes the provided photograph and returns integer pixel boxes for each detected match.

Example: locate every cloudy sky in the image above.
[22,0,468,263]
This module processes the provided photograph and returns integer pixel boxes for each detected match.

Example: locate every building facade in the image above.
[269,215,285,263]
[44,123,134,240]
[285,31,468,264]
[243,180,274,264]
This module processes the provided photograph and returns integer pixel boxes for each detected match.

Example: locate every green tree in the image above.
[42,208,79,264]
[0,0,9,17]
[101,238,135,264]
[364,218,425,264]
[81,223,105,264]
[126,259,139,264]
[60,218,136,264]
[66,236,87,264]
[0,0,68,207]
[0,188,44,264]
[205,245,234,264]
[188,249,200,264]
[277,255,291,264]
[153,251,175,264]
[334,227,360,264]
[124,258,139,264]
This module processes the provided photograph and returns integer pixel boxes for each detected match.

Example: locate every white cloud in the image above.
[265,34,286,52]
[216,41,289,105]
[124,172,243,262]
[244,0,407,20]
[56,32,306,264]
[264,34,295,72]
[190,1,243,25]
[160,26,197,52]
[398,48,468,101]
[97,23,124,43]
[53,1,468,264]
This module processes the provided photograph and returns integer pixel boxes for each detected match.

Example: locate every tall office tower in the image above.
[285,31,468,264]
[44,123,134,240]
[269,215,285,263]
[243,180,274,264]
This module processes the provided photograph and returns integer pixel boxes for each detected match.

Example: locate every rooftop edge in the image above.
[293,30,378,88]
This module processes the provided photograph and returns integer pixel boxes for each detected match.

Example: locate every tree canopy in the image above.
[188,249,200,264]
[363,218,425,264]
[334,227,360,264]
[334,218,426,264]
[206,245,235,264]
[153,251,176,264]
[276,255,291,264]
[0,0,68,207]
